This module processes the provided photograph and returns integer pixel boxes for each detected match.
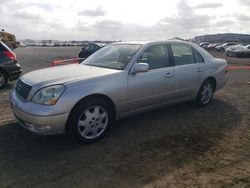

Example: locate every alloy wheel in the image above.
[200,83,213,104]
[77,105,108,139]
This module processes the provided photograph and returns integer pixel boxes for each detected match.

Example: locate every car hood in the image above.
[21,64,121,86]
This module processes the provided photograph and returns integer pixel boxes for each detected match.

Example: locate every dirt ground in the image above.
[0,47,249,188]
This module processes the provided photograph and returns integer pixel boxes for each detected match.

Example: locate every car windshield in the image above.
[82,44,142,70]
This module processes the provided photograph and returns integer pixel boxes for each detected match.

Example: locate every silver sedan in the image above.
[10,41,228,143]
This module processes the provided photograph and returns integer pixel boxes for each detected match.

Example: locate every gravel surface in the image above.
[0,47,249,188]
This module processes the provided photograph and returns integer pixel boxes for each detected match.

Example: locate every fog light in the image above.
[25,122,51,132]
[35,125,51,131]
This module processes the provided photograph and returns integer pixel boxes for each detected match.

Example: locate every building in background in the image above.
[194,33,250,44]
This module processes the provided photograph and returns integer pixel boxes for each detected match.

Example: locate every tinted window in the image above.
[95,45,100,50]
[138,44,170,70]
[171,44,195,66]
[193,49,204,63]
[89,44,96,51]
[85,45,90,51]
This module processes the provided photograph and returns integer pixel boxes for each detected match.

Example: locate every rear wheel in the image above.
[67,97,114,143]
[0,70,8,89]
[196,79,215,107]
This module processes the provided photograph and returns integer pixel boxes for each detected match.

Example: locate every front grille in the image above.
[15,79,32,99]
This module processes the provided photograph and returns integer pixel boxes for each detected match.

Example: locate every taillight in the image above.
[3,51,16,61]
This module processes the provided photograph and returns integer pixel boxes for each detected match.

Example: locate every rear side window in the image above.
[193,49,204,63]
[89,44,96,51]
[94,45,100,50]
[85,45,90,50]
[170,44,195,66]
[138,44,170,70]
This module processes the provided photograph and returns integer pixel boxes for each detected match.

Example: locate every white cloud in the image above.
[194,3,222,9]
[78,7,106,17]
[238,0,250,7]
[0,0,249,40]
[13,11,42,21]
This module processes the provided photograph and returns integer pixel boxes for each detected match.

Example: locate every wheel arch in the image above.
[65,93,117,134]
[0,67,9,78]
[204,76,217,91]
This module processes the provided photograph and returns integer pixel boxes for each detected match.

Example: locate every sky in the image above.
[0,0,250,40]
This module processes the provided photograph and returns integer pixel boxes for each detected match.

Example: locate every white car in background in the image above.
[215,43,237,52]
[226,44,250,58]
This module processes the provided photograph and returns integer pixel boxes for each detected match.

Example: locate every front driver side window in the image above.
[138,44,170,70]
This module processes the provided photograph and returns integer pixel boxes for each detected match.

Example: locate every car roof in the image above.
[112,41,150,45]
[112,40,194,46]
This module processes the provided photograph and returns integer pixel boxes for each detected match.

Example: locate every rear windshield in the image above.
[0,41,10,51]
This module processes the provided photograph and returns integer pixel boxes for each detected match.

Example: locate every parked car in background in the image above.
[215,43,236,52]
[0,41,21,89]
[245,44,250,49]
[19,42,26,48]
[207,43,221,50]
[10,41,227,143]
[78,43,106,59]
[225,44,250,58]
[199,42,210,49]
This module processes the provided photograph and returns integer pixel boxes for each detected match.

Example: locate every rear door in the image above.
[170,43,206,99]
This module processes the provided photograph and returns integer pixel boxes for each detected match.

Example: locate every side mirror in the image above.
[132,63,149,73]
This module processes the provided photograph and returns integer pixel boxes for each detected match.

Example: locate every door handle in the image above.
[197,67,204,72]
[165,73,173,78]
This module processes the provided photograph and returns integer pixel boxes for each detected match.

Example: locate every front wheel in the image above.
[67,97,114,143]
[196,80,215,107]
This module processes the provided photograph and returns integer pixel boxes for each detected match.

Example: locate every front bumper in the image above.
[10,90,69,135]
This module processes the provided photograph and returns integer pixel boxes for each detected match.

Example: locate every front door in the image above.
[128,44,174,111]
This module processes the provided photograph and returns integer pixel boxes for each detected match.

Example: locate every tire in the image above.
[196,79,215,107]
[66,97,114,143]
[0,70,8,89]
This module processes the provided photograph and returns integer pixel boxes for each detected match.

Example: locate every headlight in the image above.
[31,85,66,105]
